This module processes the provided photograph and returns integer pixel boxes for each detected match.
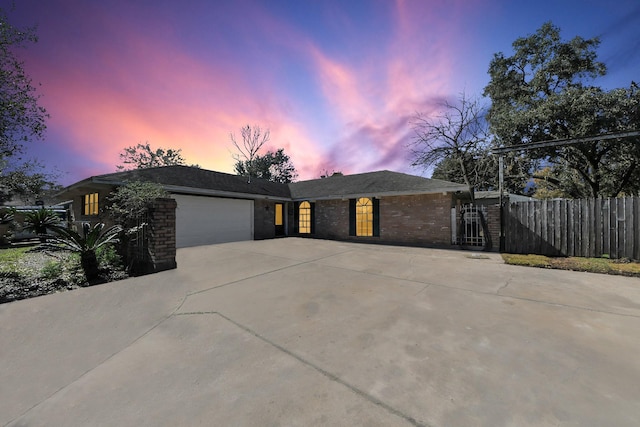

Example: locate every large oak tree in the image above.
[484,22,640,198]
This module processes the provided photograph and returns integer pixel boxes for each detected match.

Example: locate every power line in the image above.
[492,130,640,154]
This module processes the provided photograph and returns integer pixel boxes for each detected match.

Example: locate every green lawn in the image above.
[502,253,640,277]
[0,247,32,270]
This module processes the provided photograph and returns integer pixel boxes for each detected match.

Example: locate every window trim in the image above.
[349,197,380,237]
[298,201,312,234]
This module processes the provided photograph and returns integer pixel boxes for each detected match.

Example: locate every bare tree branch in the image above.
[230,125,270,182]
[410,92,490,202]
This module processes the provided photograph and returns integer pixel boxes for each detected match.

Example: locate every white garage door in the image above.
[173,195,254,248]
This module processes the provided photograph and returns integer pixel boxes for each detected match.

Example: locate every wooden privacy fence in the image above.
[503,197,640,259]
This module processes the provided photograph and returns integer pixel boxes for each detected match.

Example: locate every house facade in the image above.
[57,166,469,249]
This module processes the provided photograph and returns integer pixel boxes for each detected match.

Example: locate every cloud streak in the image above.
[19,0,627,185]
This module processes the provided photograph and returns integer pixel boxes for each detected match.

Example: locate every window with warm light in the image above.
[83,193,99,216]
[299,201,311,233]
[275,203,283,226]
[355,197,373,236]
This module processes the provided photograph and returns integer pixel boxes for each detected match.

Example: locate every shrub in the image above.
[97,244,123,271]
[45,223,123,282]
[23,208,60,241]
[40,260,63,280]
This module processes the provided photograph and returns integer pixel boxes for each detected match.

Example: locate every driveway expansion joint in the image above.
[175,310,433,427]
[185,249,356,298]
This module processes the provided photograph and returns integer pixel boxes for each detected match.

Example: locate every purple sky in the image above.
[8,0,640,186]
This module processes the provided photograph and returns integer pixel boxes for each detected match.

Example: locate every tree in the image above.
[530,166,584,199]
[117,142,197,171]
[410,92,492,202]
[234,148,298,183]
[484,22,640,198]
[106,181,168,225]
[230,124,298,183]
[106,181,168,274]
[230,124,270,182]
[0,6,48,160]
[430,155,497,191]
[0,159,62,204]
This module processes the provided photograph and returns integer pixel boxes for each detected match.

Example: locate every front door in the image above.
[274,203,285,236]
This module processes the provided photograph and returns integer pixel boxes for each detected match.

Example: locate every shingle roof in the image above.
[62,167,467,201]
[288,170,467,200]
[76,165,292,199]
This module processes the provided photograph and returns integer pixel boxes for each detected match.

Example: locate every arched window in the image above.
[355,197,373,236]
[299,201,311,234]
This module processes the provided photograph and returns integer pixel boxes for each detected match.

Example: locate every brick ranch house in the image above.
[56,165,471,249]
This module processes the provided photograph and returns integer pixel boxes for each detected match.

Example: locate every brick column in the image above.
[147,198,177,272]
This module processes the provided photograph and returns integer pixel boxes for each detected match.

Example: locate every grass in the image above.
[0,246,31,267]
[502,253,640,277]
[0,244,128,304]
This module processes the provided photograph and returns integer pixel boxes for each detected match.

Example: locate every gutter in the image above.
[289,186,469,201]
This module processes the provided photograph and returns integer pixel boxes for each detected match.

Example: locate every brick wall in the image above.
[146,198,177,272]
[254,199,276,240]
[310,193,456,247]
[380,193,454,246]
[314,199,350,239]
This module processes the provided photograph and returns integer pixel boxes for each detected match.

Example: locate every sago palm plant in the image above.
[23,208,60,241]
[47,223,123,282]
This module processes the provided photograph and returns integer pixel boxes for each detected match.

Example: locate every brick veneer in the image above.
[311,192,457,247]
[314,199,350,240]
[146,198,177,272]
[254,199,276,240]
[379,193,455,246]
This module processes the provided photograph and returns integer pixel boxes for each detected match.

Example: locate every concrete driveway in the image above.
[2,238,640,427]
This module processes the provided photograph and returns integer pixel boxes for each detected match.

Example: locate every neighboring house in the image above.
[56,166,469,248]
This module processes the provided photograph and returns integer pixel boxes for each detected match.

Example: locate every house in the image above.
[56,166,469,249]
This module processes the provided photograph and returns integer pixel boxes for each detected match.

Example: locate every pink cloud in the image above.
[17,0,485,185]
[26,4,322,180]
[298,1,475,176]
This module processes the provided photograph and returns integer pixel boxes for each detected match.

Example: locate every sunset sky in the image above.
[7,0,640,186]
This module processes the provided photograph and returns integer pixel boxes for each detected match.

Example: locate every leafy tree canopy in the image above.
[0,5,48,160]
[234,148,298,184]
[117,142,198,171]
[484,22,640,198]
[0,159,62,204]
[106,180,168,225]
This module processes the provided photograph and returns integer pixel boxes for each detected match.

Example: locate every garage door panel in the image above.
[173,195,253,248]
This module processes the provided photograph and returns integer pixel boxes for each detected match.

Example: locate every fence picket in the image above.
[503,196,638,259]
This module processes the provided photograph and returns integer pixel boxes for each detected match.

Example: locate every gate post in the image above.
[146,197,177,272]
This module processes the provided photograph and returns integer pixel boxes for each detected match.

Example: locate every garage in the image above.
[173,194,254,248]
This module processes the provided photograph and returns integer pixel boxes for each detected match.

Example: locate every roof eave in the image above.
[291,186,469,201]
[160,184,291,201]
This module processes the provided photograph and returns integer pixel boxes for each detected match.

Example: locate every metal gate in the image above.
[454,204,487,248]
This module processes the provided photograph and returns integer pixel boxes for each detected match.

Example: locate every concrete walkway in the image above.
[2,238,640,426]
